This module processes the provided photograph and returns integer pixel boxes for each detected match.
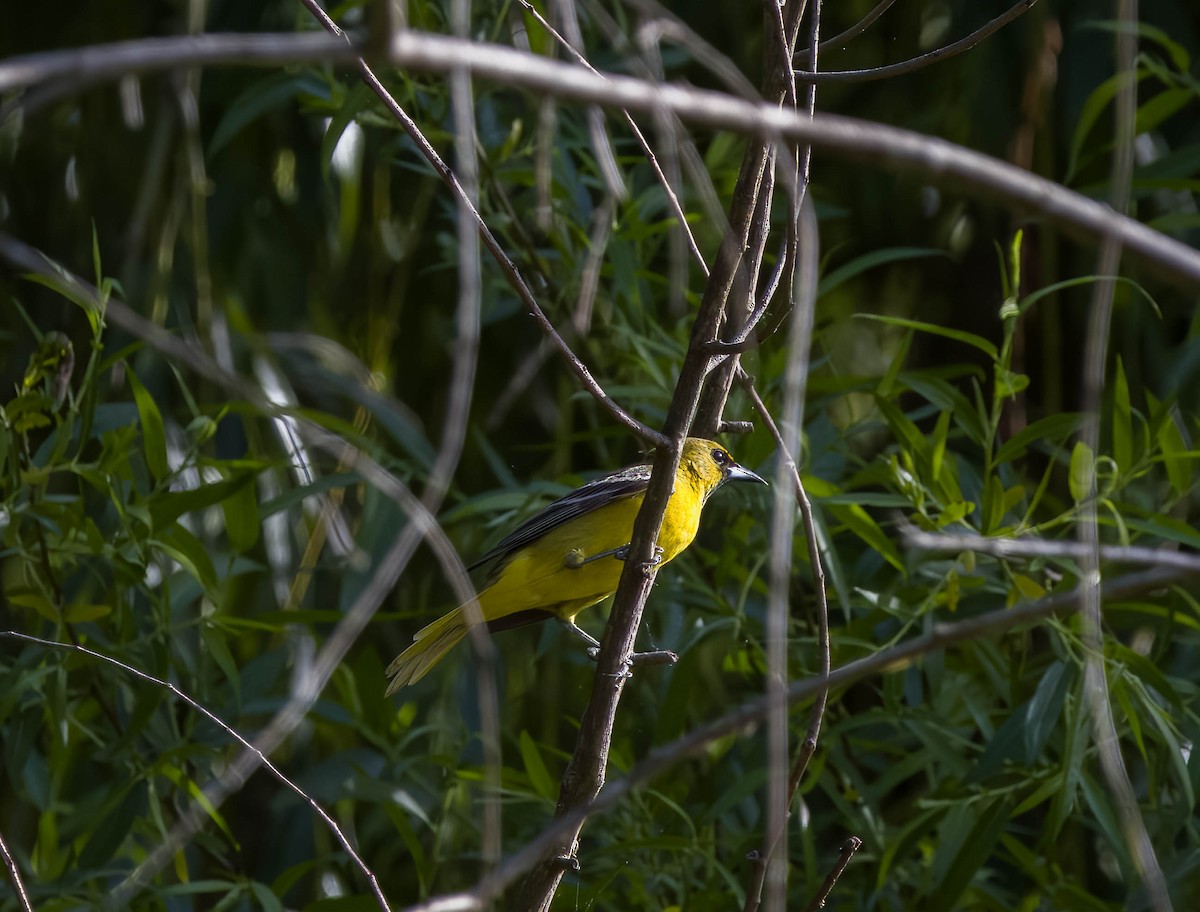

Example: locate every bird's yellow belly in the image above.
[480,487,704,622]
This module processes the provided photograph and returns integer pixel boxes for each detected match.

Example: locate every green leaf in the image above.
[208,71,330,157]
[148,472,257,531]
[1066,69,1147,182]
[930,798,1013,910]
[62,602,112,623]
[929,410,951,483]
[127,367,168,482]
[155,523,218,594]
[1069,441,1094,504]
[1019,274,1160,319]
[1024,661,1071,761]
[855,313,997,360]
[518,730,556,802]
[1085,20,1191,74]
[818,247,947,298]
[827,502,904,574]
[1156,411,1191,497]
[994,413,1085,466]
[221,471,261,552]
[7,591,60,622]
[1112,357,1133,472]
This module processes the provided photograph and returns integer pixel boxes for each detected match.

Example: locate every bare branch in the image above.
[0,828,34,912]
[1076,2,1171,908]
[301,1,666,446]
[795,0,898,65]
[736,198,830,912]
[4,28,1200,285]
[902,526,1200,573]
[793,0,1042,84]
[515,0,708,275]
[407,565,1189,912]
[802,837,862,912]
[0,31,358,96]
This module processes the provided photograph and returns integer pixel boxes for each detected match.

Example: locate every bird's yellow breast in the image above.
[479,472,709,621]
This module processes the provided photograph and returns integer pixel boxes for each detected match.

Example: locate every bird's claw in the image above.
[613,543,664,564]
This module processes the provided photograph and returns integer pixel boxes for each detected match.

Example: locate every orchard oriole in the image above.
[385,437,765,692]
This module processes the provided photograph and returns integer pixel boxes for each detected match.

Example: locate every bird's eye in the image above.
[711,448,729,466]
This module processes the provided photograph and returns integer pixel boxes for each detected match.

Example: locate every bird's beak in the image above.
[727,462,768,486]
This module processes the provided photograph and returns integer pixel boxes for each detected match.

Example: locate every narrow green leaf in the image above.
[1068,441,1094,504]
[930,410,951,482]
[828,503,905,574]
[221,471,261,552]
[62,603,112,623]
[208,71,329,156]
[1084,20,1191,74]
[1156,411,1191,496]
[817,247,947,297]
[518,730,556,802]
[1066,69,1146,182]
[148,472,257,531]
[856,313,997,360]
[1112,357,1132,472]
[930,798,1013,910]
[1024,661,1071,762]
[127,367,168,482]
[994,413,1085,465]
[155,523,218,594]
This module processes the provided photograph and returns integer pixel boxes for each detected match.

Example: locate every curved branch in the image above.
[793,0,1042,84]
[794,0,898,65]
[2,26,1197,286]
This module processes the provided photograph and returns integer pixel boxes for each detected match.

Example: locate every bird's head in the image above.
[682,438,767,495]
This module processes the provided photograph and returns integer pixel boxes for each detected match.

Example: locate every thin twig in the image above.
[801,837,862,912]
[405,564,1188,912]
[736,198,830,907]
[515,0,708,275]
[297,0,667,447]
[447,0,502,870]
[1077,2,1171,909]
[794,0,1041,84]
[2,631,389,911]
[0,828,34,912]
[795,0,898,64]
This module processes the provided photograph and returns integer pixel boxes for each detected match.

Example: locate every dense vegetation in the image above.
[2,1,1200,910]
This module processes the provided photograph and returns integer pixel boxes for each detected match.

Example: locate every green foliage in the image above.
[2,1,1200,911]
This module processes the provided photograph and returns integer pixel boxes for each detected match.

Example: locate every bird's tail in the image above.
[384,606,472,694]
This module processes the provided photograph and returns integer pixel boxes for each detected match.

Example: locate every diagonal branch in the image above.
[1,630,392,911]
[3,29,1200,285]
[407,564,1193,912]
[297,0,667,447]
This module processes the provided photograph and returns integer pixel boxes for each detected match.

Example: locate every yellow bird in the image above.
[385,438,766,693]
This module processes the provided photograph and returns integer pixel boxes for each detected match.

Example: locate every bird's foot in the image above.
[613,544,665,577]
[564,544,663,573]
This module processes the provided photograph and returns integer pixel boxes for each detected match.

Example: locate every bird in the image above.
[384,437,766,693]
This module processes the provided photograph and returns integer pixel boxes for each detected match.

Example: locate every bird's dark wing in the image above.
[468,463,652,570]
